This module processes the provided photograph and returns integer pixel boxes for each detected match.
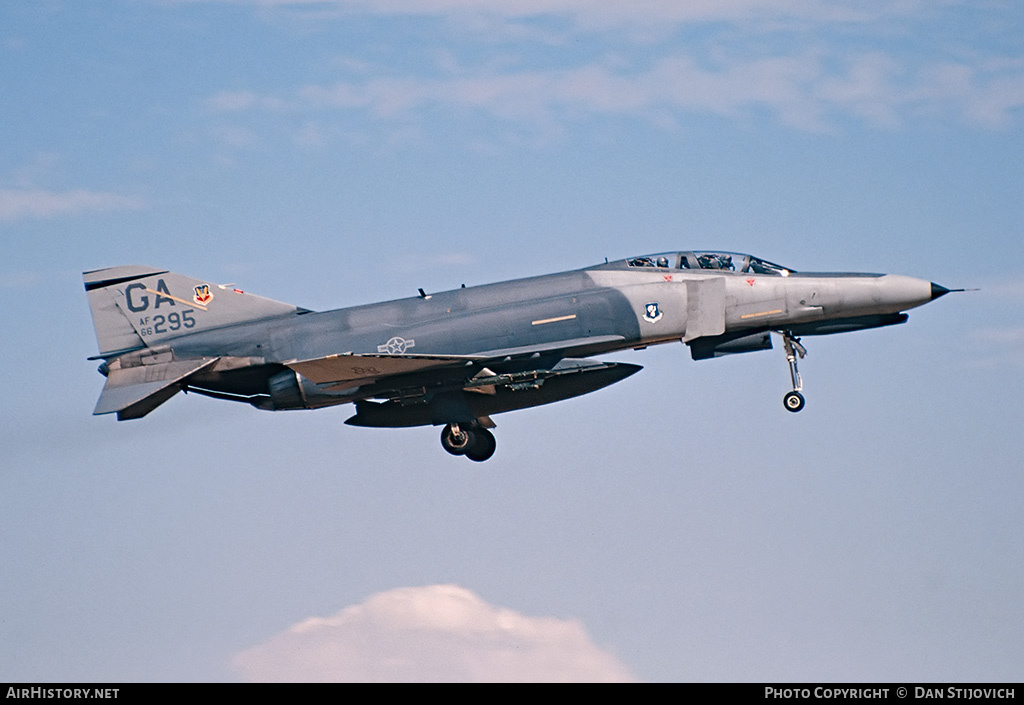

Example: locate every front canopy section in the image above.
[620,251,795,276]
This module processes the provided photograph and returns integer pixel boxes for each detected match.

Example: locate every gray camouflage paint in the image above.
[83,252,946,427]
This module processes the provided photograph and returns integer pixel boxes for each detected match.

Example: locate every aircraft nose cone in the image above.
[931,283,951,300]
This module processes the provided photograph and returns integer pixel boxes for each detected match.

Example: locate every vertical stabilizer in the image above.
[83,266,303,357]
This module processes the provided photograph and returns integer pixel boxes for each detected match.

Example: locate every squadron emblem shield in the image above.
[193,284,213,305]
[643,302,663,323]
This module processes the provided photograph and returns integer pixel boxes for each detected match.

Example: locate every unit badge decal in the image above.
[378,336,416,354]
[643,302,663,323]
[193,284,213,305]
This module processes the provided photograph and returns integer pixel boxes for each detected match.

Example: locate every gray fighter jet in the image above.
[84,251,956,461]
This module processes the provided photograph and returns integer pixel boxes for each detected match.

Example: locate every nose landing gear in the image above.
[441,423,497,462]
[779,331,807,413]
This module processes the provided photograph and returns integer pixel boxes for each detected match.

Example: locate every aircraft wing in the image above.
[285,353,484,388]
[474,334,625,359]
[285,334,627,389]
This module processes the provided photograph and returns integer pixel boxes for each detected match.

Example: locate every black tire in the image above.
[784,391,806,413]
[441,424,471,455]
[465,428,496,462]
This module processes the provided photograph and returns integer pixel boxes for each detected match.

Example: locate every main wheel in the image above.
[465,428,496,462]
[441,424,472,455]
[783,390,806,413]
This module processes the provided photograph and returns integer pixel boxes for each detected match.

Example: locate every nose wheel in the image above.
[779,331,807,413]
[441,423,497,462]
[783,390,805,412]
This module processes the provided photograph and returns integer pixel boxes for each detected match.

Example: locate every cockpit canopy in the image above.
[625,251,794,276]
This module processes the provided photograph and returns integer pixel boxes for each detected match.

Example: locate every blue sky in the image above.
[2,0,1022,682]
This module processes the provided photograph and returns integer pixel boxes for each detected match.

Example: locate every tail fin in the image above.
[83,265,304,357]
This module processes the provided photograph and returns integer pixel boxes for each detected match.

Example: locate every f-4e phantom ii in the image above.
[84,251,957,462]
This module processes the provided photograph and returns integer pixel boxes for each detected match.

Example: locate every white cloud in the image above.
[977,278,1024,300]
[208,0,918,27]
[197,0,1023,141]
[217,54,1024,137]
[975,327,1024,345]
[965,326,1024,369]
[210,124,260,148]
[233,584,637,682]
[0,188,143,222]
[205,90,261,112]
[288,52,908,132]
[913,59,1024,128]
[0,271,44,289]
[205,90,290,113]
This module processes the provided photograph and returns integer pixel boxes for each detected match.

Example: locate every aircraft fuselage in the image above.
[84,251,952,459]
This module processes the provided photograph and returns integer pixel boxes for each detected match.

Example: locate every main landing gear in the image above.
[441,423,497,462]
[779,331,807,413]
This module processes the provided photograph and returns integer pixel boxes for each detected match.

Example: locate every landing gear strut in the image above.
[441,423,497,462]
[780,331,807,413]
